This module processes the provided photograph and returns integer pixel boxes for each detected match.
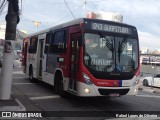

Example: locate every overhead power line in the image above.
[20,15,49,25]
[47,4,83,26]
[0,0,7,15]
[64,0,76,20]
[87,0,107,3]
[0,0,5,9]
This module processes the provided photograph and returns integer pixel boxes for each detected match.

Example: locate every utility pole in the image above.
[84,0,87,17]
[0,0,19,100]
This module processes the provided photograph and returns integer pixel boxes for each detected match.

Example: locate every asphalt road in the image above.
[11,68,160,120]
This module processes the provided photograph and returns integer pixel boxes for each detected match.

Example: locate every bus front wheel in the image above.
[54,72,67,97]
[59,76,67,97]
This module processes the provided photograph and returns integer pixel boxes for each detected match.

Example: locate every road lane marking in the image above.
[0,99,26,111]
[12,71,24,74]
[29,95,60,100]
[13,77,28,79]
[15,99,26,111]
[136,95,160,98]
[12,83,36,85]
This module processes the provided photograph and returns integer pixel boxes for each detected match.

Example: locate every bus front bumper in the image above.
[76,81,138,97]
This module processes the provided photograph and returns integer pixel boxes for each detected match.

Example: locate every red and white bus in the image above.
[22,18,140,97]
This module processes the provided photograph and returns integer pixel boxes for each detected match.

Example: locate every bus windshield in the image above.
[84,33,138,73]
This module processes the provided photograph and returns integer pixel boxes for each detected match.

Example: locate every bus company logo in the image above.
[97,82,109,85]
[113,81,117,86]
[1,112,11,117]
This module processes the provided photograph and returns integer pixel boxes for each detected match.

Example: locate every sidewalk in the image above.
[138,82,160,94]
[0,95,26,111]
[0,68,26,112]
[0,68,46,120]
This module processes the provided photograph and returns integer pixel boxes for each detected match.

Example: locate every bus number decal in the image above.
[91,59,112,66]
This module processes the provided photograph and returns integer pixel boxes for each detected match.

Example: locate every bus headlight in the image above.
[82,73,94,85]
[84,88,90,93]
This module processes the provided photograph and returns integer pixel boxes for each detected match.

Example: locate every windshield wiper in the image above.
[118,41,121,62]
[98,32,113,50]
[118,37,127,62]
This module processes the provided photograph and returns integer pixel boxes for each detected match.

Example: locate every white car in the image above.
[142,74,160,87]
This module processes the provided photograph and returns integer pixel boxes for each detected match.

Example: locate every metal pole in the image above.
[84,0,87,17]
[0,0,19,100]
[151,64,155,89]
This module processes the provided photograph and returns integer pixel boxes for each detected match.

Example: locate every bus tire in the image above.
[59,76,67,97]
[54,77,59,94]
[143,79,148,86]
[54,71,67,97]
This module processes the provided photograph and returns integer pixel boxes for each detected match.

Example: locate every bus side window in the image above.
[44,33,52,54]
[52,30,66,53]
[28,37,38,53]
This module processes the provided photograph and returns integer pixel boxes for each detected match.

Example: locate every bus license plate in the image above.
[109,93,119,97]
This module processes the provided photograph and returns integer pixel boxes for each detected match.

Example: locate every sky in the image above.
[0,0,160,51]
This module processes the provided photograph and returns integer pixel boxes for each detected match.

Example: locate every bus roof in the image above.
[27,18,137,37]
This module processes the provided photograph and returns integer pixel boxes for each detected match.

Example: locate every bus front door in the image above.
[69,33,80,92]
[38,39,44,78]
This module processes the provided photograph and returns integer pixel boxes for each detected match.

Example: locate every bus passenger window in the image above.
[44,33,53,54]
[28,37,38,53]
[52,30,66,53]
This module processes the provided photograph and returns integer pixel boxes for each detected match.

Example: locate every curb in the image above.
[153,90,160,94]
[142,89,155,93]
[0,99,26,111]
[138,87,160,94]
[138,87,143,90]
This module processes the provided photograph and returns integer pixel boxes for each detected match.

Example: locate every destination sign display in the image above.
[84,20,136,35]
[91,22,132,34]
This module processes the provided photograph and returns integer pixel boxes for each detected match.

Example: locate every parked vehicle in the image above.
[142,57,149,65]
[142,74,160,87]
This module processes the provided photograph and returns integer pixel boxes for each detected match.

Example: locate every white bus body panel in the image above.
[76,82,138,97]
[42,72,54,85]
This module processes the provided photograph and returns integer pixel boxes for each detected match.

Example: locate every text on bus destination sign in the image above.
[92,23,131,34]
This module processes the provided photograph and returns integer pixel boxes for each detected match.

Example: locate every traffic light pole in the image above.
[0,0,19,100]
